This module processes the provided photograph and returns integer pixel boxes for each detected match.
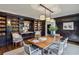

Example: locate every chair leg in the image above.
[0,47,2,55]
[58,48,64,55]
[13,43,17,48]
[42,49,50,55]
[13,43,15,48]
[20,41,23,46]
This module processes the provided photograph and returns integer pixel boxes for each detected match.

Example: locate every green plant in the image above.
[48,26,58,31]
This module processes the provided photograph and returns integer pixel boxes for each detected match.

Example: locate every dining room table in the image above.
[27,35,63,54]
[27,35,63,49]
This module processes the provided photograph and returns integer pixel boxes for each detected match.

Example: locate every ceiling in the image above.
[0,4,79,19]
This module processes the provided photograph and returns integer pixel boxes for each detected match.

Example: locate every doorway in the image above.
[47,24,51,35]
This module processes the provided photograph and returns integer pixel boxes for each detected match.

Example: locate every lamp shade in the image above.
[40,15,45,20]
[50,18,55,22]
[46,17,51,21]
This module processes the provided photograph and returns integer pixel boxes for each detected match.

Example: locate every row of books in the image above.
[0,33,5,36]
[0,21,6,23]
[0,17,5,20]
[0,28,6,31]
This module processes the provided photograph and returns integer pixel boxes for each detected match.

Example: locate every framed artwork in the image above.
[63,22,74,30]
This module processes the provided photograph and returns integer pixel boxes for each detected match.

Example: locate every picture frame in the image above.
[63,22,74,30]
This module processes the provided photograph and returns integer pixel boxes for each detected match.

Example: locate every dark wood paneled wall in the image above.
[55,13,79,42]
[0,11,46,47]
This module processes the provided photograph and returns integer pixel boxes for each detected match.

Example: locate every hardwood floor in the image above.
[0,44,21,55]
[0,40,28,55]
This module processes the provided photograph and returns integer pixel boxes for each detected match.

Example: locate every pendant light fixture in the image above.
[50,18,55,22]
[40,14,45,20]
[39,4,55,22]
[50,12,55,22]
[46,10,51,21]
[39,5,46,20]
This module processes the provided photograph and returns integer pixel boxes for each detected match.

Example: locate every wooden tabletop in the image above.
[27,36,63,49]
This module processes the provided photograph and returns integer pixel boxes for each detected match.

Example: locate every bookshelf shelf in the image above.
[11,18,19,33]
[0,16,6,37]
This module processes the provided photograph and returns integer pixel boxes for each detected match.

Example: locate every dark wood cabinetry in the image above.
[11,18,19,33]
[0,16,7,47]
[34,20,45,36]
[0,12,46,48]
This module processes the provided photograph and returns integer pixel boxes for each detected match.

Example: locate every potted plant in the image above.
[48,26,58,36]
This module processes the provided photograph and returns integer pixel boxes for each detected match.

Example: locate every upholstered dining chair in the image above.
[63,37,69,48]
[47,37,68,55]
[23,41,42,55]
[35,31,41,40]
[12,33,23,47]
[47,41,64,55]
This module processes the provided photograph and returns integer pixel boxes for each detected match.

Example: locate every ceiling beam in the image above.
[40,4,53,13]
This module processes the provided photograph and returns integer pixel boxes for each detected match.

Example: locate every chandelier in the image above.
[39,4,55,22]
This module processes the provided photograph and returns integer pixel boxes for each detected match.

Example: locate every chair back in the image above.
[58,42,64,55]
[35,31,41,38]
[23,41,31,54]
[58,37,68,54]
[64,37,68,43]
[63,37,69,48]
[12,33,23,42]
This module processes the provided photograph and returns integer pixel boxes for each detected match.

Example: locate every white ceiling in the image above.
[0,4,79,19]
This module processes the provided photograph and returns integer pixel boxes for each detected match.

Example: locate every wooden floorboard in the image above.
[0,40,28,55]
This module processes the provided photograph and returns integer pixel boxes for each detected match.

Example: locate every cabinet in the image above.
[0,16,7,47]
[34,20,45,36]
[21,19,34,40]
[0,16,6,36]
[11,18,19,33]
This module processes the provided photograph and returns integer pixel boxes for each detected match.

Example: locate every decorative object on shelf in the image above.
[22,21,30,33]
[7,19,11,26]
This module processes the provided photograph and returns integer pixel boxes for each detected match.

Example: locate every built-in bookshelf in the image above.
[11,18,19,33]
[21,19,35,39]
[34,20,45,36]
[19,18,24,33]
[34,20,43,31]
[38,21,42,31]
[0,16,7,48]
[0,12,45,49]
[34,21,38,31]
[0,16,6,36]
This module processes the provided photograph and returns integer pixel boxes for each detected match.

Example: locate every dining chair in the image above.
[47,37,68,55]
[47,41,65,55]
[12,33,23,47]
[63,37,69,48]
[23,41,42,55]
[35,31,41,40]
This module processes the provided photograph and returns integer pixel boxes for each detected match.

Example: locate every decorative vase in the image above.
[51,31,56,36]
